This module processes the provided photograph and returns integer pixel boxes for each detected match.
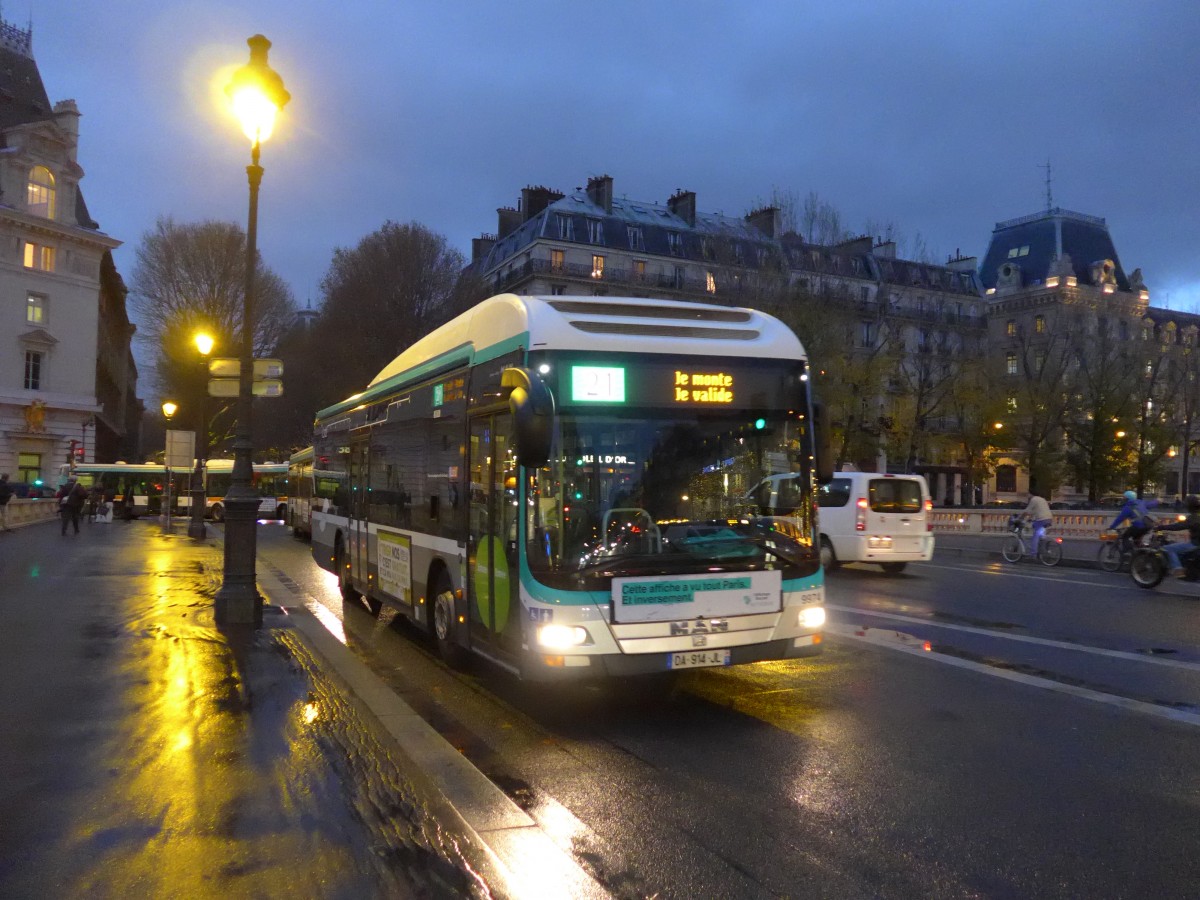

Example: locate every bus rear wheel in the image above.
[210,502,224,523]
[880,562,907,575]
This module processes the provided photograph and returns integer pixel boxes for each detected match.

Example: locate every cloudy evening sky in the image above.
[22,0,1200,321]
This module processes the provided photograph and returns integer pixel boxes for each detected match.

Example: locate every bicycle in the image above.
[1001,515,1063,566]
[1097,527,1134,572]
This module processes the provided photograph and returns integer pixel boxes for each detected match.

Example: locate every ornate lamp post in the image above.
[188,332,214,539]
[161,400,178,533]
[214,34,290,626]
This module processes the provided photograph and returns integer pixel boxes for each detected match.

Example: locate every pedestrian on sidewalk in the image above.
[56,476,86,535]
[0,473,12,531]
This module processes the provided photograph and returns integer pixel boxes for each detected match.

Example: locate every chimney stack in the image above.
[586,174,613,213]
[745,206,780,239]
[667,189,696,227]
[520,185,564,222]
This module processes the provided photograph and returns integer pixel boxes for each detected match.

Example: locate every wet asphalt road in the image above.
[260,529,1200,899]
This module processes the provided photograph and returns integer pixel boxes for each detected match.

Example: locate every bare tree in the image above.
[312,221,470,406]
[129,217,297,453]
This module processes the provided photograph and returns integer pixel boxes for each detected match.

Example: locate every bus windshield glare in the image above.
[524,404,817,590]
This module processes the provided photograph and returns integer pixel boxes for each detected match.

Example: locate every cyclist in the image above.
[1021,489,1054,558]
[1107,490,1158,552]
[1154,494,1200,578]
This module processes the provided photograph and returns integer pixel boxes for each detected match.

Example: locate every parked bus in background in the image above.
[202,460,287,521]
[287,447,314,539]
[72,461,287,520]
[310,293,832,681]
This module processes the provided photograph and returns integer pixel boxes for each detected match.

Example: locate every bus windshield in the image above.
[524,408,817,590]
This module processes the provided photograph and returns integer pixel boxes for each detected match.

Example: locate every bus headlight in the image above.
[537,624,590,649]
[798,606,826,630]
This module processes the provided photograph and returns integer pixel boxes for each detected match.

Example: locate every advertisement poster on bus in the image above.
[611,570,782,623]
[377,530,412,604]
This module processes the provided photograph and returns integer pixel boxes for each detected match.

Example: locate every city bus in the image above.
[311,293,832,681]
[72,461,287,520]
[287,446,314,539]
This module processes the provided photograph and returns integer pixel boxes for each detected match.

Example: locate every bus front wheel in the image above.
[337,541,359,603]
[431,570,465,668]
[210,502,224,523]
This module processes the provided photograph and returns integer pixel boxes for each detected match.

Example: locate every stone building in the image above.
[469,175,986,501]
[980,206,1197,501]
[0,19,139,488]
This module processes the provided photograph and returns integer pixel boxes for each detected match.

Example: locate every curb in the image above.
[934,542,1100,571]
[255,565,608,900]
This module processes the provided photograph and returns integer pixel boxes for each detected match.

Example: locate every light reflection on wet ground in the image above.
[0,524,491,898]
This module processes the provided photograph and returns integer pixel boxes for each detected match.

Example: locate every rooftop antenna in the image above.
[1039,159,1053,212]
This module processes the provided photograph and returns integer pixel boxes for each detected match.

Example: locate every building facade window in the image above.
[633,259,646,279]
[556,214,574,241]
[27,165,55,219]
[591,254,605,279]
[23,241,55,272]
[24,350,42,389]
[1035,314,1046,333]
[626,226,644,251]
[1006,396,1017,412]
[1034,350,1046,369]
[706,271,716,294]
[673,265,684,289]
[586,219,604,245]
[550,249,564,271]
[1006,319,1015,336]
[996,464,1018,492]
[18,452,41,486]
[860,321,875,348]
[550,285,565,295]
[667,232,682,256]
[26,292,46,324]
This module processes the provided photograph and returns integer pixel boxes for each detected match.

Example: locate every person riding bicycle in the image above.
[1021,489,1054,558]
[1107,490,1158,551]
[1153,494,1200,579]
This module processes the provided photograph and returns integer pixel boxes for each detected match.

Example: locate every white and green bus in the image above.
[311,293,832,680]
[73,461,288,520]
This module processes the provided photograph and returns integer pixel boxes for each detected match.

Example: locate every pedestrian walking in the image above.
[0,473,13,532]
[56,476,87,535]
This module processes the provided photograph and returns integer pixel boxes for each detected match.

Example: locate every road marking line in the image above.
[825,603,1200,672]
[824,622,1200,729]
[916,560,1125,588]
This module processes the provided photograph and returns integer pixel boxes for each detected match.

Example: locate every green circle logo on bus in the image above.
[473,535,510,632]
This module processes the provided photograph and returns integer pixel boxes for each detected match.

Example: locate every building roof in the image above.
[979,207,1129,292]
[0,24,52,132]
[477,189,776,274]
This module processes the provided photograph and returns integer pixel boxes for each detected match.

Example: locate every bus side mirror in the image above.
[502,367,555,468]
[813,401,834,484]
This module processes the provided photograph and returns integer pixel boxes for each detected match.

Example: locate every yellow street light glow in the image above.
[194,333,215,356]
[162,401,178,419]
[225,35,290,145]
[1116,430,1127,438]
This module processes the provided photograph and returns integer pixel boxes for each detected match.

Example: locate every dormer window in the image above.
[556,214,574,241]
[27,166,55,219]
[667,232,682,256]
[626,225,644,251]
[586,219,604,245]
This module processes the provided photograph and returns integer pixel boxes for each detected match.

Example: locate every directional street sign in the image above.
[208,379,284,398]
[208,357,284,398]
[208,358,284,379]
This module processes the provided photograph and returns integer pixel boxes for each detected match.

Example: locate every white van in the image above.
[747,471,934,574]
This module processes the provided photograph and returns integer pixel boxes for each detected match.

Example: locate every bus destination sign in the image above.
[562,360,797,410]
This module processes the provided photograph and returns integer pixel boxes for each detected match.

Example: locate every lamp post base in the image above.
[187,521,207,540]
[215,492,262,627]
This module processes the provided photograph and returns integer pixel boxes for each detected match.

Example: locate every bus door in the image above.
[467,413,521,657]
[348,437,371,590]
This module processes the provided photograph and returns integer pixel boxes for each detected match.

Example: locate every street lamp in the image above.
[188,333,214,539]
[161,400,178,533]
[215,35,289,627]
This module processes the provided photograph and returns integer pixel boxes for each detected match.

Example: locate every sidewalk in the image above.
[0,518,501,898]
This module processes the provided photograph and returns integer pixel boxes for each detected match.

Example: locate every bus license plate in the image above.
[669,649,731,670]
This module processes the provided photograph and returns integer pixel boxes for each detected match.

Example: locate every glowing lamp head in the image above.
[194,333,215,357]
[226,35,290,145]
[161,401,178,420]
